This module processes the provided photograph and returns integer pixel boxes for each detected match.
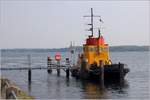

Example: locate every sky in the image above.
[0,0,149,49]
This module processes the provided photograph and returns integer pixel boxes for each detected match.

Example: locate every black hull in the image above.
[71,63,129,82]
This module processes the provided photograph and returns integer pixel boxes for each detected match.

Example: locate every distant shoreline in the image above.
[1,45,149,52]
[109,46,149,52]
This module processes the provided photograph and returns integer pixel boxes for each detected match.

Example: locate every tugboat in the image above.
[71,8,129,81]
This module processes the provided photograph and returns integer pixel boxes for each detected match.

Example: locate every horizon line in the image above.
[1,45,150,50]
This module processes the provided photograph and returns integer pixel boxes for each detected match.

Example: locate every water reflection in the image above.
[65,78,70,87]
[28,82,32,94]
[80,80,106,99]
[105,79,129,90]
[44,72,129,98]
[78,79,129,99]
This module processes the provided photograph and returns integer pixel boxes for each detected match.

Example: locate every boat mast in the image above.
[84,8,103,37]
[91,8,94,37]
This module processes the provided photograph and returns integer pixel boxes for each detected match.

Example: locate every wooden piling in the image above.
[119,62,124,83]
[57,61,60,76]
[28,55,32,83]
[80,58,88,79]
[28,69,31,84]
[66,58,70,78]
[47,57,52,73]
[99,60,104,88]
[66,68,70,78]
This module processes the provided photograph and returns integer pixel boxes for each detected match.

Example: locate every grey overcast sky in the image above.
[0,0,149,49]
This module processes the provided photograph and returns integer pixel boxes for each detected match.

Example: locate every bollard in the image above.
[66,58,70,78]
[47,56,52,73]
[99,60,104,88]
[57,61,60,76]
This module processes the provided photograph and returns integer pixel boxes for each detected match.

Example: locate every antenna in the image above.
[98,28,101,38]
[84,8,102,37]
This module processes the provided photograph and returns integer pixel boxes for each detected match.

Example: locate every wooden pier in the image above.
[1,56,73,84]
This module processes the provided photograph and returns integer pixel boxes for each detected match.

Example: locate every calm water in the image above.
[1,50,149,99]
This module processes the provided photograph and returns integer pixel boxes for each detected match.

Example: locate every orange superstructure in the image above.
[83,31,111,70]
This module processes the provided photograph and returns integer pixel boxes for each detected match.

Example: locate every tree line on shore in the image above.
[1,45,149,52]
